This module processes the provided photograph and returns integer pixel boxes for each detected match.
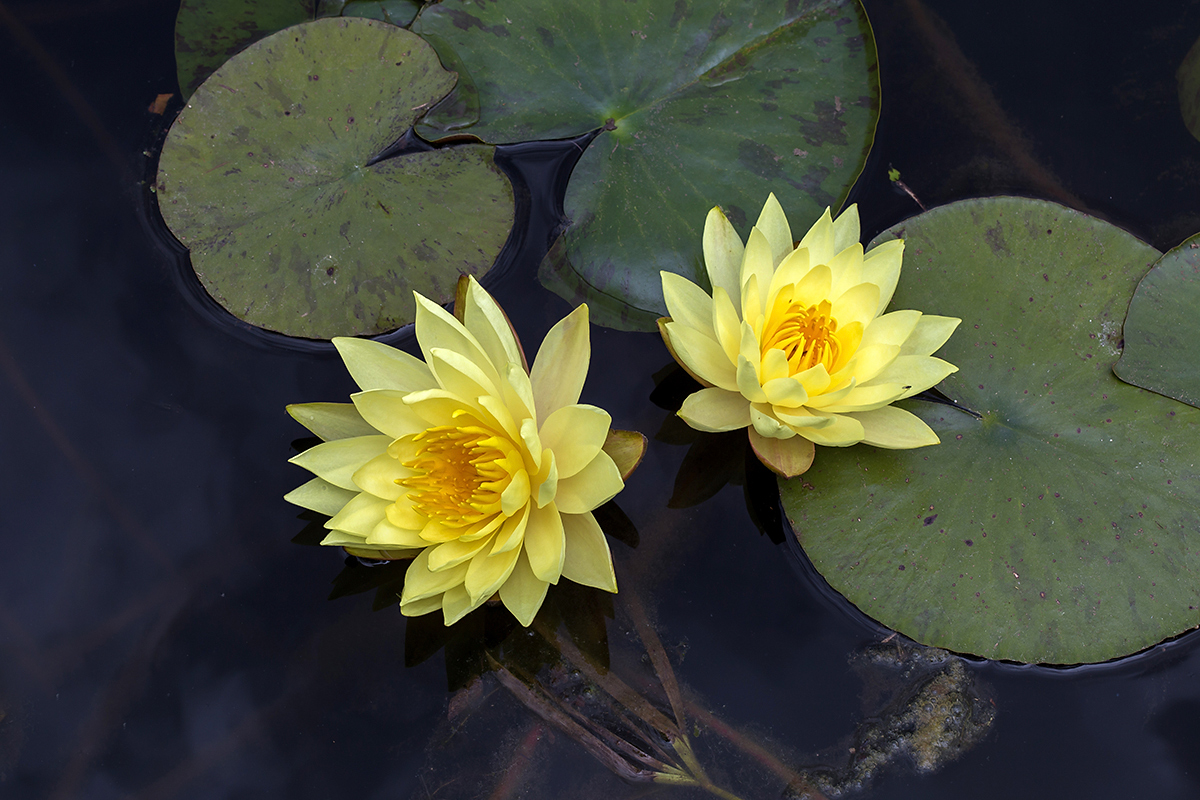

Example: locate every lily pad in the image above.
[1114,232,1200,408]
[778,197,1200,665]
[1178,34,1200,143]
[157,18,514,339]
[412,0,879,331]
[174,0,423,98]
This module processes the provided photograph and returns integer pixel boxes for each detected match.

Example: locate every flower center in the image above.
[761,298,841,374]
[399,425,515,527]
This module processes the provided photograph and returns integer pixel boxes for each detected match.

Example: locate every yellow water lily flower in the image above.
[659,194,960,477]
[285,276,642,626]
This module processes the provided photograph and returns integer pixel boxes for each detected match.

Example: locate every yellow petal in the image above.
[662,271,717,335]
[320,529,367,547]
[790,263,832,309]
[386,494,426,530]
[490,504,531,554]
[765,246,812,309]
[750,405,796,439]
[830,281,881,330]
[754,193,793,267]
[794,412,865,447]
[539,404,610,479]
[831,204,861,254]
[284,477,357,515]
[524,502,565,584]
[740,233,772,321]
[561,512,617,592]
[403,389,482,427]
[678,387,751,432]
[827,243,865,298]
[366,516,426,548]
[832,343,900,386]
[555,450,624,514]
[737,354,767,404]
[760,347,790,384]
[798,207,836,265]
[817,382,908,413]
[441,584,484,626]
[326,492,388,536]
[400,593,444,618]
[332,337,437,393]
[534,449,558,508]
[462,276,525,375]
[860,310,921,349]
[704,205,745,311]
[663,321,737,390]
[773,405,836,429]
[500,468,531,516]
[414,293,499,384]
[501,362,537,423]
[799,376,857,408]
[763,375,810,408]
[350,452,408,500]
[428,346,499,402]
[428,537,491,571]
[794,363,832,396]
[401,549,469,603]
[899,315,961,357]
[289,435,392,490]
[861,239,904,315]
[464,543,521,601]
[853,405,940,448]
[862,355,959,399]
[531,303,589,422]
[748,428,815,478]
[350,390,426,440]
[712,286,742,364]
[498,549,549,626]
[287,402,376,441]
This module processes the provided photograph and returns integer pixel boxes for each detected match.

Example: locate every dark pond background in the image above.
[5,0,1200,797]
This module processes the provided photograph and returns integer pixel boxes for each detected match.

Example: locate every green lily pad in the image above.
[777,197,1200,665]
[175,0,423,99]
[157,18,514,339]
[1114,232,1200,408]
[412,0,879,331]
[1178,34,1200,143]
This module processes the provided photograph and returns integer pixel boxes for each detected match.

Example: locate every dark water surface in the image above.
[4,1,1200,798]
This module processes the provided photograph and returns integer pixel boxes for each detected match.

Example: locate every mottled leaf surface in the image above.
[174,0,422,98]
[157,18,514,339]
[413,0,879,330]
[1114,233,1200,408]
[779,197,1200,665]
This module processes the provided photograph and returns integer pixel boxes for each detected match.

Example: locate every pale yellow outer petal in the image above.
[332,337,436,393]
[524,502,565,584]
[852,405,941,448]
[464,544,521,602]
[561,512,617,592]
[490,504,531,554]
[763,375,810,408]
[748,429,815,478]
[899,315,961,357]
[284,477,357,515]
[462,276,524,375]
[289,435,392,490]
[540,404,611,479]
[662,271,717,336]
[287,402,377,441]
[830,281,881,330]
[441,584,483,626]
[860,310,921,349]
[366,516,426,548]
[678,387,751,432]
[755,193,794,267]
[860,355,958,399]
[798,207,835,264]
[703,205,745,311]
[555,450,624,514]
[531,303,589,422]
[428,346,499,403]
[831,343,900,386]
[499,549,550,626]
[712,287,742,364]
[740,228,774,320]
[831,204,861,254]
[414,293,499,384]
[320,529,367,548]
[428,537,491,571]
[350,452,408,500]
[750,405,796,439]
[400,594,445,618]
[662,321,737,390]
[861,239,904,316]
[827,243,865,298]
[350,390,427,440]
[401,549,469,603]
[817,383,908,413]
[326,492,388,536]
[793,412,866,447]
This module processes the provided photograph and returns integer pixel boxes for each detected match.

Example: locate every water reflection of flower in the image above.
[285,276,644,626]
[659,195,960,476]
